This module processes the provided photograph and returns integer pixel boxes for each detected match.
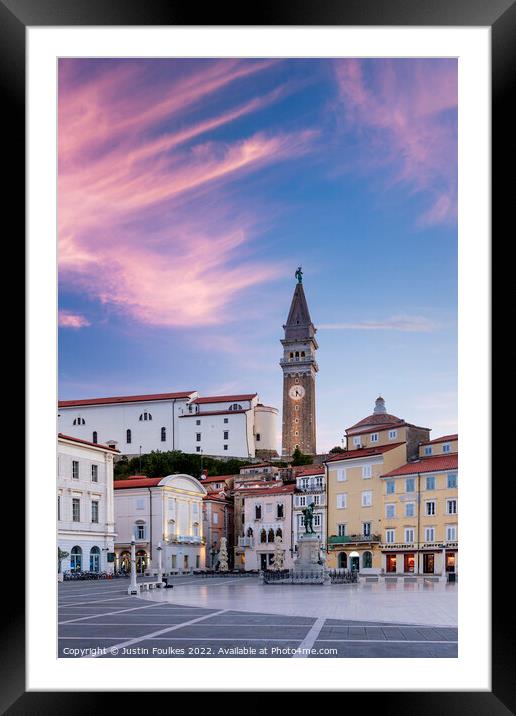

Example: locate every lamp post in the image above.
[157,541,163,583]
[210,543,217,569]
[128,535,138,595]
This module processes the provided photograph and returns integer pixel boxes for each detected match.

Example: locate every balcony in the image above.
[237,536,254,548]
[297,484,325,493]
[328,533,380,546]
[168,535,204,544]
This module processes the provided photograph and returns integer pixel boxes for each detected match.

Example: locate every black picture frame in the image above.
[6,0,506,710]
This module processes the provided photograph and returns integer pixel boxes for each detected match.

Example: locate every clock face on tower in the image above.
[288,385,305,401]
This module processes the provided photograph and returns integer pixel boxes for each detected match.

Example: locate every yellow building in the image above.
[326,397,459,578]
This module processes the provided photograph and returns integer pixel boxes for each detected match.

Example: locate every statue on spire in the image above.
[295,266,303,283]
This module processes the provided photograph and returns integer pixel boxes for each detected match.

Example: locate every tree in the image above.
[57,547,69,573]
[329,445,346,454]
[291,447,312,466]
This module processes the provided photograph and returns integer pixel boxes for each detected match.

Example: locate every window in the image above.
[405,502,415,517]
[447,473,457,488]
[363,551,373,568]
[196,419,201,425]
[72,461,79,480]
[363,522,371,537]
[385,529,395,544]
[126,429,132,444]
[298,495,306,507]
[70,546,82,571]
[425,526,435,542]
[196,433,201,442]
[313,514,321,528]
[224,418,228,424]
[405,478,415,493]
[255,505,262,520]
[72,498,80,522]
[404,528,415,543]
[426,500,436,516]
[361,491,372,507]
[362,464,372,479]
[136,498,144,510]
[446,499,457,515]
[426,475,436,490]
[277,504,284,518]
[424,446,432,455]
[196,447,201,453]
[276,527,283,538]
[268,528,275,542]
[57,495,61,520]
[256,433,261,441]
[161,427,166,442]
[386,503,396,519]
[91,465,98,482]
[223,431,229,440]
[229,403,243,411]
[73,417,85,426]
[338,523,347,536]
[336,493,347,509]
[223,445,228,451]
[446,525,457,541]
[442,443,451,453]
[388,430,398,440]
[337,468,347,482]
[136,524,145,539]
[370,433,379,443]
[386,480,395,495]
[213,512,219,525]
[313,495,320,506]
[353,436,362,447]
[91,501,99,523]
[139,412,152,421]
[92,431,98,444]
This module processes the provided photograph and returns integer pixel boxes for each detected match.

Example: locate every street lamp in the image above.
[157,541,163,584]
[210,543,217,569]
[128,534,138,596]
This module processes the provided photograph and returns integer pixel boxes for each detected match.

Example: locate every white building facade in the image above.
[114,474,207,574]
[293,467,327,553]
[58,391,278,459]
[58,434,118,574]
[236,484,296,571]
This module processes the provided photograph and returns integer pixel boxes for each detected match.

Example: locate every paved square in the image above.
[58,576,457,658]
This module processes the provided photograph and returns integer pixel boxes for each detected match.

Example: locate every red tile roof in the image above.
[203,494,231,503]
[191,394,257,405]
[346,422,407,437]
[240,463,275,469]
[381,454,458,477]
[347,412,404,430]
[325,443,405,463]
[239,483,296,496]
[59,391,195,408]
[58,433,119,452]
[295,466,325,476]
[201,474,236,483]
[114,476,162,489]
[179,410,247,417]
[420,434,458,446]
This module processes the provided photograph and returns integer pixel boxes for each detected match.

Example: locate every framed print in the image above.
[4,0,509,709]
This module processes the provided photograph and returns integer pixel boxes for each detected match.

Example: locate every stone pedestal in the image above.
[294,534,330,585]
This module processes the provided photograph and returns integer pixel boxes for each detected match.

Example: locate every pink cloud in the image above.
[334,59,457,226]
[58,311,91,329]
[58,60,315,327]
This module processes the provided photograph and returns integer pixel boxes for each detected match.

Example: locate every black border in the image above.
[6,0,508,710]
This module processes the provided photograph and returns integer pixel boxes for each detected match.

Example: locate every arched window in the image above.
[229,403,243,411]
[135,521,145,540]
[260,529,267,543]
[338,552,347,569]
[363,551,373,569]
[73,417,86,426]
[268,528,275,543]
[139,412,152,421]
[255,505,262,520]
[70,546,82,572]
[247,527,253,537]
[89,546,100,572]
[126,429,132,444]
[277,503,284,518]
[136,550,147,574]
[276,528,282,538]
[161,427,166,442]
[92,431,98,444]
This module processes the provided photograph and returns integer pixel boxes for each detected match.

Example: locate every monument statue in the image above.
[302,502,316,534]
[295,265,303,283]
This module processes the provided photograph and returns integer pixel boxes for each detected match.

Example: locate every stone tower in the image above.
[280,270,318,457]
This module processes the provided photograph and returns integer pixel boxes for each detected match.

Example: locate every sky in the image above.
[58,58,458,452]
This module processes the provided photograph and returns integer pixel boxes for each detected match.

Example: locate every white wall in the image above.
[178,410,252,458]
[254,405,278,453]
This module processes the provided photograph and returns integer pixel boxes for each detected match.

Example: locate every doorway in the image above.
[386,554,397,573]
[423,553,434,574]
[260,554,267,570]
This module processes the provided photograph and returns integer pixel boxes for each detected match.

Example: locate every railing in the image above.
[261,568,358,584]
[297,485,325,493]
[328,569,358,584]
[237,537,254,548]
[169,535,203,544]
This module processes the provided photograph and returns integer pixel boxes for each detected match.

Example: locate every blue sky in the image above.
[58,58,457,451]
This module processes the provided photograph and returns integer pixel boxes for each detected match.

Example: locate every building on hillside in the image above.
[58,390,278,459]
[113,474,207,573]
[280,272,318,458]
[58,433,118,575]
[292,466,326,553]
[235,483,296,571]
[200,473,234,568]
[379,435,458,576]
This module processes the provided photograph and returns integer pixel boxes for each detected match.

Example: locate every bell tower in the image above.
[280,268,318,457]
